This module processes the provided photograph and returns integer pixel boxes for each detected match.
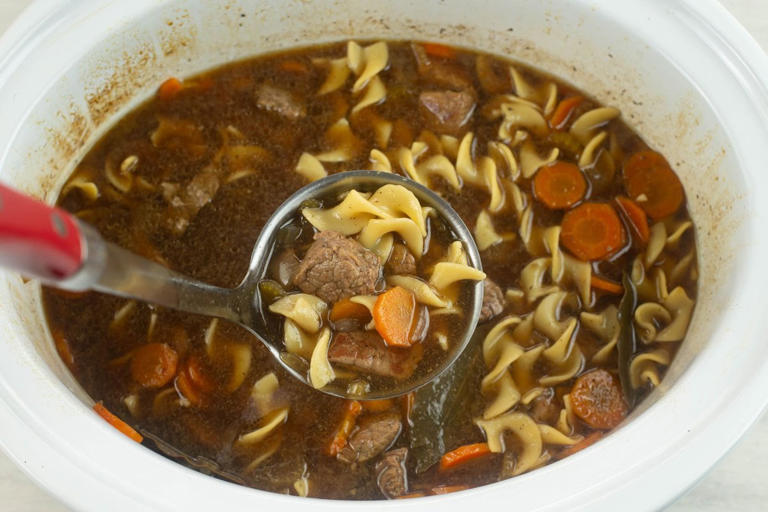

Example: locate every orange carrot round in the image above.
[373,286,417,347]
[330,298,372,323]
[623,150,684,220]
[570,369,627,430]
[185,355,215,393]
[590,275,623,295]
[279,59,309,73]
[561,202,626,261]
[157,77,183,101]
[549,96,583,130]
[533,161,587,209]
[422,42,456,60]
[615,195,650,243]
[131,343,178,388]
[93,402,143,443]
[439,442,492,471]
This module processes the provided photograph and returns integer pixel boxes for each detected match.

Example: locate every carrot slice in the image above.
[439,442,492,471]
[549,95,583,130]
[279,59,308,73]
[623,150,684,220]
[185,355,215,393]
[130,343,178,388]
[373,286,417,347]
[51,330,75,369]
[329,298,372,323]
[590,275,623,295]
[557,431,603,459]
[533,161,587,209]
[615,195,650,243]
[570,369,628,430]
[176,371,204,407]
[561,202,626,261]
[431,485,470,495]
[157,77,183,101]
[396,492,427,499]
[361,399,394,412]
[328,400,363,456]
[93,402,143,443]
[422,42,456,60]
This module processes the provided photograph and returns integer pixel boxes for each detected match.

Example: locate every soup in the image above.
[43,40,697,499]
[261,182,482,394]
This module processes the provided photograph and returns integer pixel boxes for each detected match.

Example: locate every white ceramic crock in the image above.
[0,0,767,510]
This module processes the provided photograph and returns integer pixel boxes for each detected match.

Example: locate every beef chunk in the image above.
[530,392,560,425]
[411,43,474,91]
[385,243,417,275]
[419,90,476,134]
[255,84,306,120]
[328,331,421,380]
[376,448,408,498]
[292,231,381,303]
[480,278,505,323]
[161,170,221,235]
[338,411,402,463]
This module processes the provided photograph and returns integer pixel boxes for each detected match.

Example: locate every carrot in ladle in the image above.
[93,402,143,443]
[549,95,583,130]
[533,161,587,210]
[561,202,626,261]
[130,343,178,388]
[373,286,417,347]
[615,195,650,243]
[623,150,684,220]
[330,298,371,323]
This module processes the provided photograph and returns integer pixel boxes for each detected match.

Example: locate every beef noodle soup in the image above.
[43,40,697,499]
[260,182,482,394]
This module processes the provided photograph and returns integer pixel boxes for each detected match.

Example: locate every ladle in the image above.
[0,171,483,399]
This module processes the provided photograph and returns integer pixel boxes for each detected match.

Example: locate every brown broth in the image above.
[43,40,697,499]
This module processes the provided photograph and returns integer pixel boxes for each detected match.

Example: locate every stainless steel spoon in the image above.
[0,171,483,399]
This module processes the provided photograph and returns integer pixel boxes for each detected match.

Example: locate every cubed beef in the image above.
[419,90,476,134]
[292,231,381,303]
[376,448,408,498]
[385,243,417,275]
[161,170,221,235]
[338,411,402,464]
[529,392,560,425]
[256,84,306,120]
[328,331,422,380]
[480,278,505,323]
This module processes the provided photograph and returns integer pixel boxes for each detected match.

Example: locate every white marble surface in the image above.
[0,1,766,510]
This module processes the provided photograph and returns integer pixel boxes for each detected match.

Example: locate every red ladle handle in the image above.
[0,183,84,281]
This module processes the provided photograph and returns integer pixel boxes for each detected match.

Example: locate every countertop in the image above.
[0,1,766,510]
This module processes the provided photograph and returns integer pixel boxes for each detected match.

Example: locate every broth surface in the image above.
[44,40,697,499]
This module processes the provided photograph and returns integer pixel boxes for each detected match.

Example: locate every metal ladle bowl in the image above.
[0,171,483,399]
